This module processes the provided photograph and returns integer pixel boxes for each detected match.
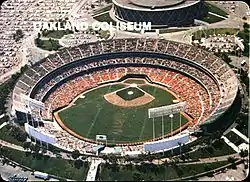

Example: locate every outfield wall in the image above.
[144,133,189,152]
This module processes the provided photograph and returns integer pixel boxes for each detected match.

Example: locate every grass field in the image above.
[0,147,89,180]
[93,12,117,26]
[116,87,145,101]
[186,140,236,159]
[42,30,73,39]
[98,161,229,181]
[58,83,188,144]
[192,28,239,41]
[0,125,24,146]
[204,2,228,18]
[201,13,225,24]
[124,79,145,84]
[225,131,246,146]
[35,38,62,51]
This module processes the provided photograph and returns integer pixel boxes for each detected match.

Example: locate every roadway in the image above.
[176,153,240,165]
[0,162,59,181]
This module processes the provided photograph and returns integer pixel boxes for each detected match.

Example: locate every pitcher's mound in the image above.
[104,86,155,107]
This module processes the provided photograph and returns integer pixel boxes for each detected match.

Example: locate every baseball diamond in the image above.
[55,80,190,145]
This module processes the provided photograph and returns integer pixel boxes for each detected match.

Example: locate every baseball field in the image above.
[57,80,190,144]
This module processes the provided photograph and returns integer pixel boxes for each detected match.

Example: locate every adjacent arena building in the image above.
[112,0,205,27]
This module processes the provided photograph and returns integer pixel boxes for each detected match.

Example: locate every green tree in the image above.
[239,150,248,158]
[74,159,83,169]
[29,143,36,152]
[227,156,236,163]
[231,162,237,169]
[13,29,24,42]
[23,142,31,150]
[180,154,186,162]
[107,153,117,164]
[204,164,212,171]
[71,150,80,159]
[132,171,143,181]
[33,143,41,153]
[243,23,249,30]
[175,166,184,176]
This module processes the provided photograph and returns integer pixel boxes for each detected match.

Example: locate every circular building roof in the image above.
[130,0,185,8]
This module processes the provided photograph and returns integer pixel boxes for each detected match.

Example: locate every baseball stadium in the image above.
[11,38,239,156]
[112,0,205,27]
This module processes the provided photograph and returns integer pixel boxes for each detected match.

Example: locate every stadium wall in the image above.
[143,133,189,152]
[24,123,56,144]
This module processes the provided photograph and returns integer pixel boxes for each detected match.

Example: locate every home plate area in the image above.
[104,84,155,107]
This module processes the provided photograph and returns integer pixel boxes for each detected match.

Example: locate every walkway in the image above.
[231,128,249,143]
[177,153,239,165]
[0,114,5,119]
[0,122,7,130]
[0,140,25,152]
[208,12,228,20]
[86,158,102,181]
[221,136,239,153]
[0,139,71,160]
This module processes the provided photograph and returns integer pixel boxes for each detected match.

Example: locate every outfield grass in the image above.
[58,84,188,144]
[116,87,145,101]
[124,79,145,84]
[0,147,89,180]
[99,161,229,181]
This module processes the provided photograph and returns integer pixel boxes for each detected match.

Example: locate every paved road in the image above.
[0,139,72,161]
[0,162,40,181]
[176,153,240,165]
[0,122,7,130]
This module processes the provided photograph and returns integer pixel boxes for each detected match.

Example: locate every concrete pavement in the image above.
[231,128,249,143]
[0,122,7,130]
[86,158,102,181]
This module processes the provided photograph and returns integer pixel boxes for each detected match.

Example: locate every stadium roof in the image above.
[130,0,185,8]
[113,0,199,11]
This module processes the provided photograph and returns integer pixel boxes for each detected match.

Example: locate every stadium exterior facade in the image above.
[112,0,205,27]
